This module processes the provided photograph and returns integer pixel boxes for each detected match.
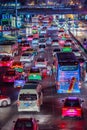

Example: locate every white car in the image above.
[35,57,48,68]
[20,53,34,63]
[0,95,11,107]
[52,40,59,46]
[32,38,39,48]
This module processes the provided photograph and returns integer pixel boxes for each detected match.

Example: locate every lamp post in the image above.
[15,0,18,28]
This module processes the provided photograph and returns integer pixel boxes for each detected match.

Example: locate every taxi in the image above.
[28,67,42,81]
[11,61,23,73]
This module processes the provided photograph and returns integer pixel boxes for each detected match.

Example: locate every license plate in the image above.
[70,109,74,112]
[24,103,30,107]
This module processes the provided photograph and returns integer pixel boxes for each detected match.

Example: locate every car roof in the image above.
[65,97,79,101]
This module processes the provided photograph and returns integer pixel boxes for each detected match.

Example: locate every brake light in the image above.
[62,107,67,110]
[37,99,40,106]
[76,108,81,111]
[44,61,47,65]
[17,101,20,106]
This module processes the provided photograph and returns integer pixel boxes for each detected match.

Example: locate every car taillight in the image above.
[37,99,40,106]
[76,108,81,111]
[17,101,20,106]
[62,107,67,111]
[44,62,47,65]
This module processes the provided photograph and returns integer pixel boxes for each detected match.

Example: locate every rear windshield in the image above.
[30,68,40,73]
[19,94,37,101]
[37,58,44,62]
[5,71,15,76]
[15,120,33,129]
[64,99,80,107]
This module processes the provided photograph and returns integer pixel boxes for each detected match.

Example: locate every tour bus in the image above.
[17,82,43,112]
[56,52,81,93]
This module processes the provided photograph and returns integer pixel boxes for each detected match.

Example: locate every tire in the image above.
[1,100,8,107]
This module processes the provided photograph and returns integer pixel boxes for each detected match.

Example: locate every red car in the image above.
[3,69,20,83]
[13,118,39,130]
[0,56,14,67]
[61,97,84,119]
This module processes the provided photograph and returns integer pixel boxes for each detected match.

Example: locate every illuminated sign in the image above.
[62,47,72,52]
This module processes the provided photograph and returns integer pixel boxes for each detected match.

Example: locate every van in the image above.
[17,82,43,112]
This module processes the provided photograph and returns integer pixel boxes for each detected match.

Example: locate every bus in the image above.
[56,52,81,93]
[17,82,43,112]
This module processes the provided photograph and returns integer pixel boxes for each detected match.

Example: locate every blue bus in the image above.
[56,52,81,93]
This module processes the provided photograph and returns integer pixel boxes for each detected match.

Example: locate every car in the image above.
[35,57,48,68]
[13,118,39,130]
[0,95,11,107]
[11,61,23,73]
[28,67,42,81]
[0,56,14,67]
[20,43,31,52]
[2,69,20,83]
[25,48,38,56]
[52,39,59,47]
[27,35,33,42]
[38,44,46,52]
[52,48,61,56]
[20,53,34,63]
[72,50,82,58]
[38,38,46,46]
[46,37,52,45]
[14,76,26,88]
[31,38,39,48]
[0,91,11,107]
[61,97,84,119]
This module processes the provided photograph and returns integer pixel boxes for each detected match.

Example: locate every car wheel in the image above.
[1,100,8,107]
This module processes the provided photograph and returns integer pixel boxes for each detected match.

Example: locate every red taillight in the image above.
[76,108,81,111]
[17,101,20,106]
[37,99,40,106]
[62,107,68,111]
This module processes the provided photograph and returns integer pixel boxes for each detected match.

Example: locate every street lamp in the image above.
[15,0,18,28]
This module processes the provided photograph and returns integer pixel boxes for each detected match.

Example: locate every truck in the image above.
[0,40,18,56]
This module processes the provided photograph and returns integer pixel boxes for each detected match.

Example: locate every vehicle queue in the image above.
[0,15,86,129]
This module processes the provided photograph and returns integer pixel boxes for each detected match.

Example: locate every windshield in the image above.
[64,99,80,107]
[19,93,37,101]
[60,66,78,71]
[30,68,40,73]
[15,120,33,129]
